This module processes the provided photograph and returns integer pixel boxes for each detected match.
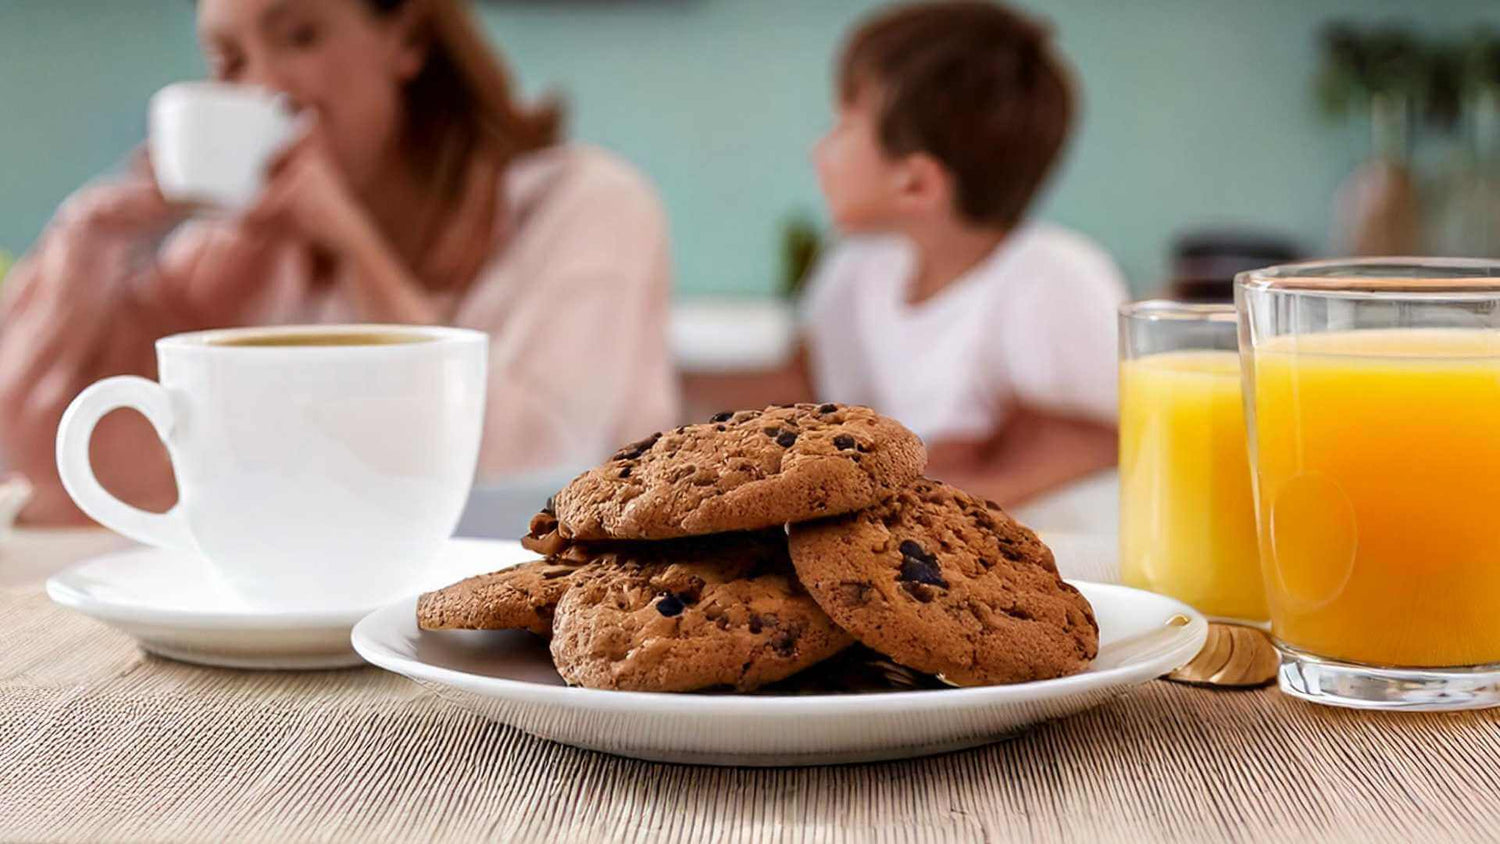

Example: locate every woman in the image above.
[0,0,678,524]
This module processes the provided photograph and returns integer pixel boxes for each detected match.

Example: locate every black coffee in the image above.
[211,332,429,347]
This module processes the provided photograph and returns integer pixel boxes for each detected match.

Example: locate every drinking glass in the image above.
[1237,258,1500,710]
[1118,302,1266,622]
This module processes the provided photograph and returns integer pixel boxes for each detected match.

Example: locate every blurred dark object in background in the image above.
[1428,30,1500,258]
[1166,230,1302,302]
[1317,23,1500,259]
[780,214,823,299]
[1317,22,1426,257]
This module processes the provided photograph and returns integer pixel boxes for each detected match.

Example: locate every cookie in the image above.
[520,504,591,562]
[787,479,1099,686]
[759,645,948,696]
[549,531,854,692]
[417,559,587,636]
[552,403,926,540]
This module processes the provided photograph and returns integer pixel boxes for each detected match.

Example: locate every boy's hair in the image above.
[838,1,1074,228]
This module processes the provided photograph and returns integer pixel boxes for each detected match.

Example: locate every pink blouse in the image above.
[179,144,680,478]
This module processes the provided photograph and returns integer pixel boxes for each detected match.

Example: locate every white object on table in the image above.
[671,297,796,373]
[45,538,529,670]
[0,475,32,535]
[54,324,487,611]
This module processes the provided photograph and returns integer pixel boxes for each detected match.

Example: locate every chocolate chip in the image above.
[899,540,930,560]
[709,411,734,423]
[818,403,838,414]
[769,630,797,656]
[618,466,632,478]
[897,540,947,588]
[833,434,856,451]
[715,424,727,432]
[614,432,662,461]
[838,582,874,605]
[985,499,1002,510]
[899,557,948,588]
[655,593,685,617]
[776,431,798,448]
[763,426,781,437]
[543,495,556,515]
[901,581,936,602]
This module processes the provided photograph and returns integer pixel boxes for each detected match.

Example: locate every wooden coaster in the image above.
[1165,622,1280,689]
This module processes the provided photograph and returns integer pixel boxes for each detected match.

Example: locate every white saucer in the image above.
[353,580,1207,766]
[46,538,532,670]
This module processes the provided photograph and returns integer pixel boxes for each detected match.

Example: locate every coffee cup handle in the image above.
[55,376,197,553]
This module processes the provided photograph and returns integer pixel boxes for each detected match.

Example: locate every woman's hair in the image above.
[366,0,562,201]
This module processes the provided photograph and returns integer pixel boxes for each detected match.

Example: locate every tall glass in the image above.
[1118,302,1266,622]
[1238,258,1500,710]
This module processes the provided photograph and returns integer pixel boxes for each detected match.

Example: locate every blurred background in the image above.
[3,0,1499,535]
[3,1,1499,302]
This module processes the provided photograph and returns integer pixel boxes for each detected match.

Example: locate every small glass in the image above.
[1237,258,1500,710]
[1118,302,1267,623]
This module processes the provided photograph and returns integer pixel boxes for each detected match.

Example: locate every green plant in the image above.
[0,249,13,288]
[1315,23,1429,121]
[1461,29,1500,97]
[1316,24,1500,133]
[779,214,823,299]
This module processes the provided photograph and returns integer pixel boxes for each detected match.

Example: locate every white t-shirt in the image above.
[801,223,1126,443]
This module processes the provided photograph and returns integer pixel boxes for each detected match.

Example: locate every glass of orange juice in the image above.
[1239,258,1500,710]
[1118,302,1266,622]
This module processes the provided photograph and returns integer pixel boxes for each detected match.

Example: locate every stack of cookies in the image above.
[417,403,1099,693]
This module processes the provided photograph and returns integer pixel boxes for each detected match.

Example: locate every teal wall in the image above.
[2,1,1497,295]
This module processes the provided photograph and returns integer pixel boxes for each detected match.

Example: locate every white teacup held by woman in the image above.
[149,81,302,212]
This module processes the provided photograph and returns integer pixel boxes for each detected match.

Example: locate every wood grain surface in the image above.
[4,584,1500,842]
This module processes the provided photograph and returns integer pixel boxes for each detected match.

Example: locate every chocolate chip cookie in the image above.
[520,504,591,562]
[417,559,587,636]
[760,645,948,695]
[787,479,1099,686]
[552,403,926,540]
[549,531,854,692]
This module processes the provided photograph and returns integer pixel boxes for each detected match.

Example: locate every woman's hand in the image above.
[20,161,187,349]
[0,161,191,524]
[55,166,181,240]
[245,116,376,255]
[246,115,441,325]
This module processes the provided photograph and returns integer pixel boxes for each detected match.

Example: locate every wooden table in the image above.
[4,524,1499,843]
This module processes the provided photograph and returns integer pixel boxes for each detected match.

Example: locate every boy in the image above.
[784,0,1125,506]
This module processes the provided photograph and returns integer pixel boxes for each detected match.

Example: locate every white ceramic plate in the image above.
[46,538,532,670]
[353,580,1207,766]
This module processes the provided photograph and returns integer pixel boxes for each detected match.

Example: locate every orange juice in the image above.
[1251,328,1500,667]
[1119,351,1266,620]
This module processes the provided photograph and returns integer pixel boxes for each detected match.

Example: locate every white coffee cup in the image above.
[149,82,299,211]
[56,325,488,610]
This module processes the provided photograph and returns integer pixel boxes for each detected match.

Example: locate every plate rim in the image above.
[351,580,1208,715]
[44,536,527,631]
